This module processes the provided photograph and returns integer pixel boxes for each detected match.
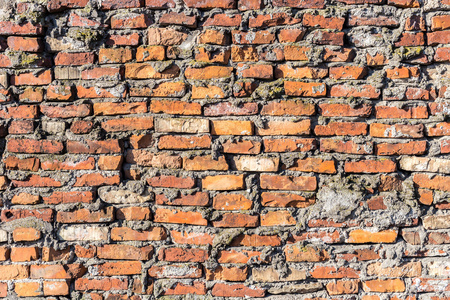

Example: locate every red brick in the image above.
[388,0,420,6]
[81,67,122,80]
[125,63,179,79]
[67,140,122,154]
[43,191,95,205]
[213,213,259,227]
[311,266,360,279]
[150,100,201,115]
[171,231,214,245]
[370,123,424,138]
[57,207,114,223]
[42,247,70,261]
[386,66,419,79]
[155,208,207,225]
[206,266,248,281]
[315,122,368,136]
[212,283,265,298]
[148,264,202,279]
[310,30,344,45]
[106,33,140,46]
[75,278,128,291]
[41,104,91,119]
[261,192,315,208]
[15,281,40,297]
[43,281,69,296]
[1,208,53,222]
[13,228,41,241]
[101,116,153,132]
[376,141,427,155]
[12,175,62,187]
[7,36,42,52]
[19,87,44,102]
[273,0,324,8]
[101,0,142,9]
[327,280,359,295]
[324,48,355,62]
[98,156,123,171]
[395,32,425,46]
[239,0,263,10]
[55,52,94,66]
[71,120,94,134]
[160,12,196,27]
[46,85,73,100]
[284,81,326,97]
[76,85,127,99]
[260,174,316,191]
[184,0,236,8]
[330,66,367,79]
[0,54,12,68]
[95,261,142,276]
[99,48,133,64]
[330,84,380,99]
[349,14,399,26]
[8,105,39,119]
[111,227,166,241]
[375,105,428,119]
[11,247,39,262]
[0,21,43,35]
[162,281,206,296]
[344,160,396,173]
[111,13,151,29]
[362,279,405,293]
[278,29,306,42]
[4,156,39,171]
[156,192,209,206]
[303,13,345,29]
[47,0,89,11]
[159,247,208,262]
[204,14,242,26]
[319,103,372,117]
[232,30,275,44]
[286,157,336,174]
[249,13,301,28]
[218,250,265,263]
[147,175,195,188]
[347,229,398,243]
[275,65,327,79]
[11,70,52,86]
[8,120,34,134]
[285,244,329,262]
[97,244,153,260]
[68,12,105,27]
[7,139,63,154]
[74,173,120,187]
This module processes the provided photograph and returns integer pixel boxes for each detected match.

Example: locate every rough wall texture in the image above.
[0,0,450,298]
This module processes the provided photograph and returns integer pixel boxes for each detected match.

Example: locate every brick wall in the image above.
[0,0,449,298]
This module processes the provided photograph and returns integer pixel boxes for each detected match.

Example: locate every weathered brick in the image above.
[111,13,151,29]
[347,229,398,243]
[154,208,208,225]
[315,122,368,136]
[362,279,405,293]
[260,174,317,191]
[11,70,52,86]
[212,283,265,298]
[203,174,245,190]
[212,213,259,227]
[257,120,311,136]
[99,48,133,64]
[111,227,166,241]
[284,81,326,97]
